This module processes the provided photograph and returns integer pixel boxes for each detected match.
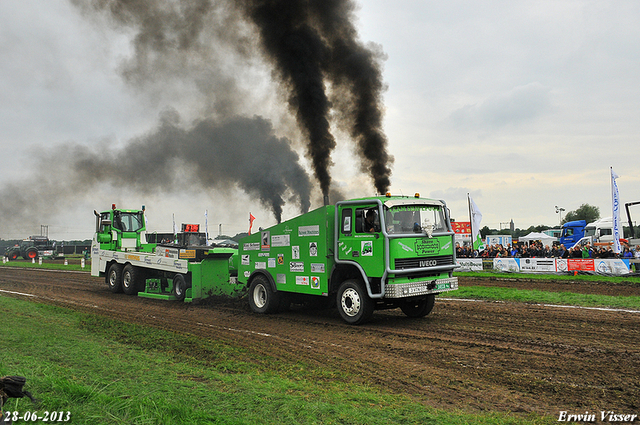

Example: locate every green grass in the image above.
[0,259,89,272]
[455,271,640,285]
[445,286,640,310]
[0,296,553,425]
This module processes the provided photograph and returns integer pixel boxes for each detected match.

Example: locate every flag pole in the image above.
[467,193,473,248]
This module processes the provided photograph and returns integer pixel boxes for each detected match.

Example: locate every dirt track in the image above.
[1,267,639,418]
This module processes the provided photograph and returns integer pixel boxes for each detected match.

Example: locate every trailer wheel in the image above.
[122,265,141,295]
[173,274,189,302]
[248,275,281,314]
[400,294,435,318]
[337,279,374,325]
[107,263,123,293]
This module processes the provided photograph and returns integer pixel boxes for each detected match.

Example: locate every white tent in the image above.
[519,232,557,247]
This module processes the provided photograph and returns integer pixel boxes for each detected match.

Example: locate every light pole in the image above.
[555,206,565,224]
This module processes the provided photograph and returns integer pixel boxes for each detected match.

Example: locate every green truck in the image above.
[240,194,458,324]
[91,195,458,324]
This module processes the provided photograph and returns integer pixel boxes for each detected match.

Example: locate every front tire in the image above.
[248,274,281,314]
[107,263,123,293]
[400,294,435,318]
[336,279,374,325]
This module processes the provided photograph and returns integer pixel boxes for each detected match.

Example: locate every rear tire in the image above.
[107,263,123,293]
[122,264,141,295]
[336,279,374,325]
[24,248,38,261]
[173,274,189,301]
[248,274,281,314]
[400,294,435,318]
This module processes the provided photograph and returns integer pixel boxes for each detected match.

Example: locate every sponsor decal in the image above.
[361,241,373,256]
[243,243,260,251]
[277,254,284,265]
[125,254,141,261]
[255,262,266,269]
[277,273,286,284]
[268,258,276,268]
[309,242,318,257]
[283,225,293,234]
[258,252,269,257]
[271,234,290,247]
[261,231,270,251]
[244,271,251,278]
[173,260,182,269]
[296,276,310,285]
[179,250,196,259]
[241,255,250,266]
[292,246,300,260]
[311,276,320,289]
[290,261,304,272]
[398,242,414,253]
[144,257,152,265]
[310,263,325,273]
[298,225,320,237]
[441,241,451,251]
[415,238,440,256]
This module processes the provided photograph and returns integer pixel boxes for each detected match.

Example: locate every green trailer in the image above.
[239,194,459,324]
[90,205,242,302]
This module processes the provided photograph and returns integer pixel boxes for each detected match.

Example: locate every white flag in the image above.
[611,168,622,254]
[469,195,485,250]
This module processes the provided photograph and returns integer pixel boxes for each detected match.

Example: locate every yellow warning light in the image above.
[386,192,392,197]
[414,193,420,198]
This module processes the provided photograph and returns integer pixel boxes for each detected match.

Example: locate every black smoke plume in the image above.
[241,0,393,195]
[0,114,310,231]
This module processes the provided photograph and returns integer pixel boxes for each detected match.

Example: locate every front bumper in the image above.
[384,277,458,298]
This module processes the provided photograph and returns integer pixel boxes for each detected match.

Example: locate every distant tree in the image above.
[562,204,600,224]
[480,226,494,238]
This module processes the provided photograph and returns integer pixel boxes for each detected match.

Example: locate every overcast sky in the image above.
[1,0,639,240]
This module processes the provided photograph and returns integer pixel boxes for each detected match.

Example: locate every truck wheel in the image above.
[173,274,189,302]
[337,279,374,325]
[249,275,281,314]
[107,263,123,293]
[24,248,38,260]
[400,294,435,318]
[122,265,141,295]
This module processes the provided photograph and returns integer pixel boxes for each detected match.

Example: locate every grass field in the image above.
[0,296,555,425]
[444,286,640,310]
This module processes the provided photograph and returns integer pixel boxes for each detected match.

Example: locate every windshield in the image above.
[584,226,596,237]
[384,205,447,234]
[113,211,145,232]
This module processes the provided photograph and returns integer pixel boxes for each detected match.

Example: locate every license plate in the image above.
[408,286,427,294]
[435,283,450,290]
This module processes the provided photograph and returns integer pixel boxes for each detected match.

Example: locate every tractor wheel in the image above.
[248,274,281,314]
[24,248,38,261]
[400,294,435,318]
[107,263,123,293]
[336,279,374,325]
[173,274,190,302]
[122,264,141,295]
[7,250,19,261]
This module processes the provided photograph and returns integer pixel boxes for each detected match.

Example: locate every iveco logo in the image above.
[420,260,438,267]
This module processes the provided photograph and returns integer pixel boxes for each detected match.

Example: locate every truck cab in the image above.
[558,220,586,249]
[94,205,153,253]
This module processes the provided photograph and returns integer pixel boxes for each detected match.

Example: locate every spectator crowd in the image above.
[456,241,640,259]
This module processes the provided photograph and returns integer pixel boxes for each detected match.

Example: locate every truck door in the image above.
[336,204,385,278]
